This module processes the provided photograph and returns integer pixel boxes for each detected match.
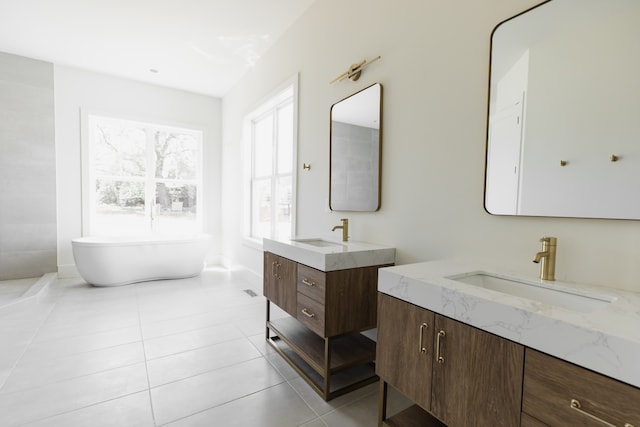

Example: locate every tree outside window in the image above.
[88,115,202,236]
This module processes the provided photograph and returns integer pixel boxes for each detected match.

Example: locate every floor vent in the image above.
[243,289,258,297]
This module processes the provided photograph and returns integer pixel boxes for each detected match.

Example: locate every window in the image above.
[245,79,297,243]
[84,115,203,236]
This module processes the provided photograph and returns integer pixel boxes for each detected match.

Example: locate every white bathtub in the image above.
[71,234,212,287]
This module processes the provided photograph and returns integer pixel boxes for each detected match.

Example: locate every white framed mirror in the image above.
[330,83,382,212]
[485,0,640,219]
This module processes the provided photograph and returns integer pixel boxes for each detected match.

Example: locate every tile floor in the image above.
[0,268,409,426]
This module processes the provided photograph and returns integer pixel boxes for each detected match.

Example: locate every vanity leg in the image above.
[265,300,271,340]
[323,337,331,400]
[378,380,388,427]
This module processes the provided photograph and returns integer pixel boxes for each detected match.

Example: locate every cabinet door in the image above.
[376,293,435,410]
[263,252,297,316]
[430,314,524,427]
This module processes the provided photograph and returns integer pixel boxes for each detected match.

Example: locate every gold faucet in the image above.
[331,218,349,242]
[533,237,557,281]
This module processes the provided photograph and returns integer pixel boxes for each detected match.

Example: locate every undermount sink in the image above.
[447,272,616,313]
[291,238,344,248]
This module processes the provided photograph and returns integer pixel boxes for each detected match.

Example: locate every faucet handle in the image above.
[540,236,557,245]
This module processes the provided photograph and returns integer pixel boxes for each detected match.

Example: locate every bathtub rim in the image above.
[71,233,212,247]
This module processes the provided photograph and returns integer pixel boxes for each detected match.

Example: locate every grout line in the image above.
[135,288,158,427]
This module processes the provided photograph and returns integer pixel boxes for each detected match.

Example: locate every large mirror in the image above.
[485,0,640,219]
[330,83,382,211]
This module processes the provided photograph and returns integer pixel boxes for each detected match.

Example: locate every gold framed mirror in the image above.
[485,0,640,219]
[330,83,382,212]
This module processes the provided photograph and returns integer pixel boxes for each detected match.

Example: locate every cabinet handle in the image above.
[275,262,281,279]
[302,278,316,287]
[301,308,315,318]
[418,323,429,354]
[436,330,446,363]
[271,261,277,278]
[570,399,634,427]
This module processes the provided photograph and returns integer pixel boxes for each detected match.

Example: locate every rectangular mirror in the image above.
[485,0,640,220]
[330,83,382,211]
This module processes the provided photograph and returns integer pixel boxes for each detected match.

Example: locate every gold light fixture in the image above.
[330,56,381,84]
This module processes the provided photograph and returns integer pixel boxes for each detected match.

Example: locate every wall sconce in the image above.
[330,56,381,84]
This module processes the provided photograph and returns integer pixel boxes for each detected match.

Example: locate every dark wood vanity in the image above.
[376,293,640,427]
[264,251,391,400]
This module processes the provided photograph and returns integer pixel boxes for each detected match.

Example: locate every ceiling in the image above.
[0,0,315,97]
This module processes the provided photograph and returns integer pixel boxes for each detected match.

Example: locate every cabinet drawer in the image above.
[297,293,325,337]
[523,349,640,427]
[297,264,326,303]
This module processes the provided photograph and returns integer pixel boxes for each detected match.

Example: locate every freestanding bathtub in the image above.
[71,234,212,287]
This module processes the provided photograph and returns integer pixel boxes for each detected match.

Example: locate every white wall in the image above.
[520,10,640,217]
[221,0,640,292]
[55,66,222,277]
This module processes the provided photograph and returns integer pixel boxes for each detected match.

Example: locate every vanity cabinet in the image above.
[263,252,297,316]
[377,293,524,427]
[522,349,640,427]
[264,251,388,400]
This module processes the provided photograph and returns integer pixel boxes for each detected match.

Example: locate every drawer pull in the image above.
[301,308,315,318]
[302,278,316,287]
[418,323,429,354]
[570,399,634,427]
[436,330,446,363]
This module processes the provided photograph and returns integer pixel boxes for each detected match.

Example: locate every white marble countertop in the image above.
[378,259,640,388]
[263,237,395,272]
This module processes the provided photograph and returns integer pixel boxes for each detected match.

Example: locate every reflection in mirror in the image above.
[330,83,382,211]
[485,0,640,219]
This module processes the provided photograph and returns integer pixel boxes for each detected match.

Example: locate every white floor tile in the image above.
[0,269,387,427]
[165,383,317,427]
[21,391,155,427]
[150,357,284,425]
[3,342,145,393]
[0,363,148,426]
[20,326,142,362]
[146,338,261,387]
[143,322,243,360]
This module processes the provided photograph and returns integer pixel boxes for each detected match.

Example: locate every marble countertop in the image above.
[263,237,395,272]
[378,259,640,388]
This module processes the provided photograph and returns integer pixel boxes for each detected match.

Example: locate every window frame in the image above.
[243,74,299,247]
[81,112,204,237]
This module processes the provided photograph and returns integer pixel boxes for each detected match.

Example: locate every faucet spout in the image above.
[533,237,557,281]
[532,251,548,264]
[332,218,349,242]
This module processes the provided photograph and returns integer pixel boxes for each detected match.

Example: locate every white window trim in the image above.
[242,74,299,249]
[80,110,205,237]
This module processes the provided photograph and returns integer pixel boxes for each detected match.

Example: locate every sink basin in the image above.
[447,272,616,313]
[291,238,344,248]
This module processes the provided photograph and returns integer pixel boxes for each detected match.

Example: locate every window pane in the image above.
[154,131,198,180]
[154,182,198,235]
[277,102,293,174]
[251,179,272,239]
[275,176,292,240]
[253,115,273,177]
[94,123,146,177]
[94,179,147,235]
